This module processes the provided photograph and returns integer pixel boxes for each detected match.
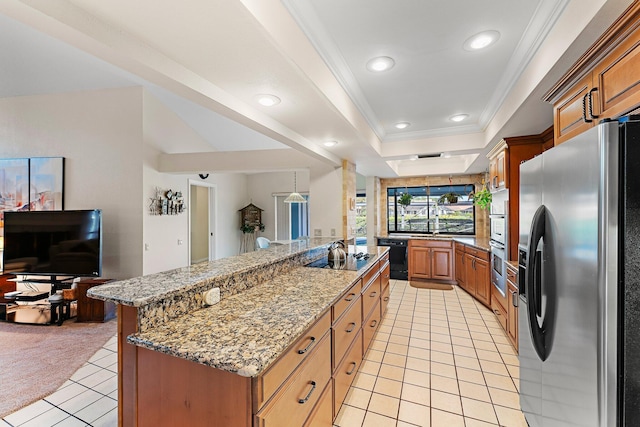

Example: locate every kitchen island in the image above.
[88,238,390,427]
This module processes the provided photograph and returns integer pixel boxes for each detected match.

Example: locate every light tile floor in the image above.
[333,280,527,427]
[1,336,118,427]
[1,279,527,427]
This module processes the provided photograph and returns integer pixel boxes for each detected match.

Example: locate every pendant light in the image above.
[284,171,307,204]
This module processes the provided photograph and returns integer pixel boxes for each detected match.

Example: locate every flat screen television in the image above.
[3,209,102,277]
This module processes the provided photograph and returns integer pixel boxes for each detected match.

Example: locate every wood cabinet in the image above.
[488,131,550,261]
[256,311,331,410]
[120,250,393,427]
[77,278,116,323]
[455,243,490,308]
[491,284,508,333]
[547,2,640,145]
[454,243,465,290]
[488,143,508,192]
[506,264,519,352]
[408,239,454,282]
[255,334,332,427]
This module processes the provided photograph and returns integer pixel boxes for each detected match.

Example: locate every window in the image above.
[274,194,309,240]
[387,185,475,235]
[355,192,367,244]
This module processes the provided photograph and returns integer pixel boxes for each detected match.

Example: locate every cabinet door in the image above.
[409,247,431,279]
[554,73,594,145]
[496,150,507,190]
[455,248,465,288]
[489,157,498,192]
[592,23,640,122]
[431,248,453,281]
[507,282,519,353]
[474,257,491,307]
[464,254,477,296]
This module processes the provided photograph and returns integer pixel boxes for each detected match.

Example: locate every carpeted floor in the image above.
[409,280,454,290]
[0,319,117,418]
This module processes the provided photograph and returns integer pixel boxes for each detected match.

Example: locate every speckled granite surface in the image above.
[452,236,491,252]
[128,266,359,377]
[88,238,336,307]
[375,234,491,252]
[89,236,388,377]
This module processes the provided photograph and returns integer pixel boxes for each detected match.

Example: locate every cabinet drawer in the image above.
[361,274,381,320]
[378,252,390,265]
[255,334,331,427]
[303,380,333,427]
[257,310,331,410]
[333,330,363,419]
[381,285,390,317]
[506,267,517,286]
[361,265,378,289]
[465,246,490,261]
[409,239,453,248]
[332,295,362,371]
[332,280,362,323]
[363,300,381,352]
[379,262,390,291]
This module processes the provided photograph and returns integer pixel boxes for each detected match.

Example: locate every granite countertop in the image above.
[376,234,491,252]
[451,236,491,252]
[128,247,388,377]
[88,237,338,307]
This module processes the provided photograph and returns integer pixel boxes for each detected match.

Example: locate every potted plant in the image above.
[398,192,413,207]
[469,186,492,210]
[437,192,459,204]
[241,223,265,234]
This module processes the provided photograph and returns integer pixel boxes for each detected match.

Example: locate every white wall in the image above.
[0,87,144,279]
[309,166,343,237]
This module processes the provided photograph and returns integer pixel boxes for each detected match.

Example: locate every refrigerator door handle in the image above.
[526,204,548,361]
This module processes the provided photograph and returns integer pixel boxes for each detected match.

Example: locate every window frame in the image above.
[387,185,475,235]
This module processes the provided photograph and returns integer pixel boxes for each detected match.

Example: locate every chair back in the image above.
[256,237,271,249]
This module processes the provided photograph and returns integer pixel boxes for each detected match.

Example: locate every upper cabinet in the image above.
[487,140,508,193]
[546,3,640,145]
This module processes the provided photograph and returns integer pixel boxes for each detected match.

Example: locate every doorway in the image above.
[189,180,216,264]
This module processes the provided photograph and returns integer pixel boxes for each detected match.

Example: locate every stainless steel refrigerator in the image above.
[519,116,640,426]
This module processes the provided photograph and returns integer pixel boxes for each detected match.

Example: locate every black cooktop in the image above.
[305,252,371,271]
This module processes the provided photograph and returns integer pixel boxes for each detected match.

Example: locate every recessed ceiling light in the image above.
[450,114,469,122]
[255,94,281,107]
[366,56,395,72]
[394,122,411,129]
[323,140,338,147]
[463,30,500,51]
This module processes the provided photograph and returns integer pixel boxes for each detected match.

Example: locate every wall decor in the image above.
[0,157,65,237]
[149,187,184,215]
[29,157,65,211]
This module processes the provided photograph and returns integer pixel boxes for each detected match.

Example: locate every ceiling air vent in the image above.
[417,153,442,159]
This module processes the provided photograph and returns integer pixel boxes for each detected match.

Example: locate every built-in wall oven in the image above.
[489,190,508,296]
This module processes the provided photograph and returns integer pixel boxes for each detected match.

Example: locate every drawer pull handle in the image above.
[344,293,356,302]
[346,362,357,375]
[346,322,356,333]
[297,336,316,355]
[588,87,599,119]
[383,297,389,302]
[370,291,377,298]
[370,319,378,328]
[512,290,519,307]
[298,380,317,404]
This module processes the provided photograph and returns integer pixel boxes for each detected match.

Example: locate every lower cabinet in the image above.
[506,265,519,352]
[408,239,454,281]
[456,243,491,308]
[124,251,392,427]
[255,333,332,427]
[333,330,363,416]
